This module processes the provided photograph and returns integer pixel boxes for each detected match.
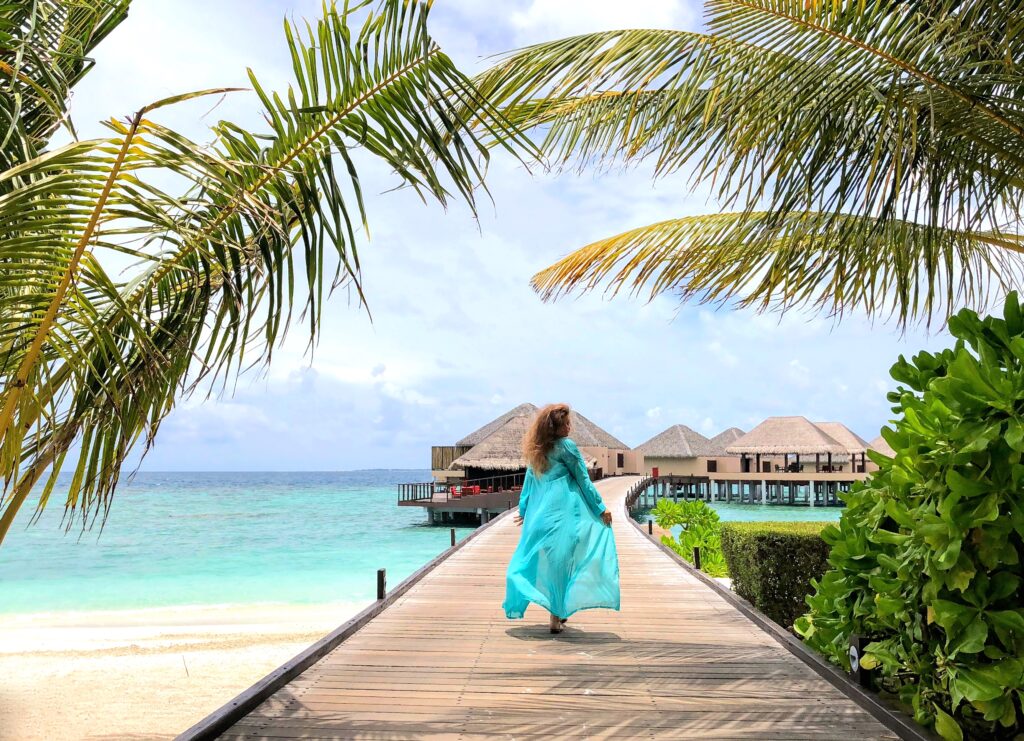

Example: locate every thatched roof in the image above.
[570,409,629,449]
[634,425,715,458]
[451,416,532,471]
[726,416,848,456]
[709,427,745,455]
[869,434,896,457]
[450,411,603,472]
[456,403,538,446]
[454,403,627,450]
[814,422,870,454]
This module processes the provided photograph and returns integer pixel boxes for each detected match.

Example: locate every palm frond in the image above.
[478,0,1024,326]
[0,1,130,167]
[0,0,525,544]
[532,212,1024,326]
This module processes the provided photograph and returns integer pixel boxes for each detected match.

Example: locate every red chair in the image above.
[450,485,462,499]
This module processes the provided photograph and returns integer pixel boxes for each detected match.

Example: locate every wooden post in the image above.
[648,519,653,535]
[450,528,456,547]
[377,569,386,600]
[694,546,702,571]
[815,453,820,473]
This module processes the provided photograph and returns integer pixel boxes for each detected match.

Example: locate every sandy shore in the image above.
[0,602,364,741]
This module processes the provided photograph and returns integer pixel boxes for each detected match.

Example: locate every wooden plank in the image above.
[186,477,911,741]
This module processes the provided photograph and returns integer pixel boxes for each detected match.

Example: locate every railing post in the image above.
[377,569,386,600]
[450,528,456,547]
[648,519,653,535]
[694,547,702,571]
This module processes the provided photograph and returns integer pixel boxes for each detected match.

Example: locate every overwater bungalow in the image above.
[398,404,640,522]
[712,416,870,505]
[634,424,744,477]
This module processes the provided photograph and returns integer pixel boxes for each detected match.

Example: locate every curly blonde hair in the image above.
[522,403,571,474]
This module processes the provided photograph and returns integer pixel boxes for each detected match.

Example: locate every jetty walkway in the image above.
[209,477,900,740]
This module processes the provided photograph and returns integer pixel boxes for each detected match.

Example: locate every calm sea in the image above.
[0,470,473,615]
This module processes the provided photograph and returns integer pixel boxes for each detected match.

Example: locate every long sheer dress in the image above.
[503,437,621,620]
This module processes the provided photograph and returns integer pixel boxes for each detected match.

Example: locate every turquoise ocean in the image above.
[0,470,472,615]
[0,471,842,616]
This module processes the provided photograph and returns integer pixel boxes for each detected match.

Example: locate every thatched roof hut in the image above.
[814,422,870,455]
[709,427,745,455]
[456,403,538,446]
[570,410,629,449]
[450,404,616,473]
[634,425,716,458]
[450,416,532,471]
[454,403,626,450]
[726,416,847,456]
[869,434,896,457]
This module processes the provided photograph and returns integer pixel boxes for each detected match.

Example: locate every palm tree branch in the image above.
[532,212,1024,327]
[715,0,1024,141]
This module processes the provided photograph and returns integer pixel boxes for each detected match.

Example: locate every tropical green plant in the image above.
[474,0,1024,327]
[0,0,524,545]
[720,521,830,629]
[653,498,728,577]
[796,292,1024,740]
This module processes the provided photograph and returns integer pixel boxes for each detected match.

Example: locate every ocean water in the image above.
[633,500,843,524]
[0,470,472,615]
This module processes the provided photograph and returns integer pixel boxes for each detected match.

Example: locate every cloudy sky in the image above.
[72,0,950,471]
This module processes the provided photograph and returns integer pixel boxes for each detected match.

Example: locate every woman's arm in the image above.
[559,438,608,518]
[516,468,536,524]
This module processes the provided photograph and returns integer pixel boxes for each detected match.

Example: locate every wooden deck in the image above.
[216,477,899,740]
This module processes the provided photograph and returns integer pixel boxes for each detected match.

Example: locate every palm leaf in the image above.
[532,212,1024,326]
[478,0,1024,327]
[0,0,526,543]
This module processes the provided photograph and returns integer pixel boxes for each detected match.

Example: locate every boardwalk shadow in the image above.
[505,625,622,643]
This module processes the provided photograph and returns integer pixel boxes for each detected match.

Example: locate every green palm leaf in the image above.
[478,0,1024,327]
[533,212,1024,325]
[0,0,526,544]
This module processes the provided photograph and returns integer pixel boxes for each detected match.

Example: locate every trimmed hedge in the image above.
[720,521,830,629]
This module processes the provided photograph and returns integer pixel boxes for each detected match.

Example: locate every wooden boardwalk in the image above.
[218,477,898,740]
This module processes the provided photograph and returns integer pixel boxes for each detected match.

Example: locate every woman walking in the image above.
[503,404,620,633]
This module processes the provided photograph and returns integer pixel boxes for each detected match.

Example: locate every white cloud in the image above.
[787,359,812,388]
[646,406,662,420]
[510,0,694,41]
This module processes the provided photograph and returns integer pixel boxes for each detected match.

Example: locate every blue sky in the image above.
[71,0,951,470]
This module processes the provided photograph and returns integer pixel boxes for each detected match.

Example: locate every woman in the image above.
[503,404,621,633]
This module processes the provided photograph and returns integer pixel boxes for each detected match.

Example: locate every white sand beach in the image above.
[0,602,362,741]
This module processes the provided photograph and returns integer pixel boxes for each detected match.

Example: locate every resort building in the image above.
[727,416,852,473]
[399,403,640,522]
[634,424,744,476]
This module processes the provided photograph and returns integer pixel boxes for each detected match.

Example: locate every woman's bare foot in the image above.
[549,613,564,633]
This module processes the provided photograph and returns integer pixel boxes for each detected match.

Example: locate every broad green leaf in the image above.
[932,705,963,741]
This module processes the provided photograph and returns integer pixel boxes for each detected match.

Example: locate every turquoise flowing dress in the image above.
[503,437,621,620]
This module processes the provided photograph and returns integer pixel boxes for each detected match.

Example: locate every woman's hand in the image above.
[514,515,524,526]
[601,511,613,526]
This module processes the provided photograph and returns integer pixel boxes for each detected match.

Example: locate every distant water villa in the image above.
[398,404,640,523]
[398,406,891,519]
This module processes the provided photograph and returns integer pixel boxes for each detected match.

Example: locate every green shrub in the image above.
[796,293,1024,741]
[720,521,830,629]
[653,499,728,577]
